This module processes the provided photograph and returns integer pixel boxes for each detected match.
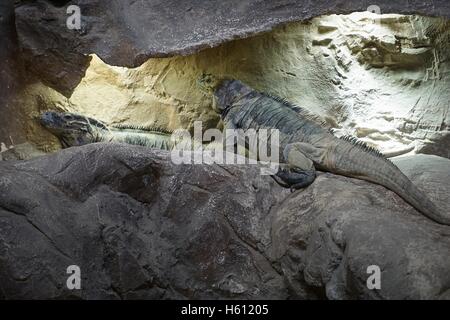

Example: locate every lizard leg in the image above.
[283,142,322,168]
[273,143,317,191]
[273,165,316,191]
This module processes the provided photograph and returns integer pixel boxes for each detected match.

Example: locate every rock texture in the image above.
[0,142,46,161]
[310,14,450,159]
[0,2,18,94]
[0,2,26,146]
[0,143,449,299]
[15,0,450,67]
[11,11,450,160]
[12,0,450,95]
[3,1,450,299]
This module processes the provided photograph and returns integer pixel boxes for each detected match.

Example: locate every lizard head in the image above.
[40,111,107,148]
[197,73,220,94]
[214,79,253,116]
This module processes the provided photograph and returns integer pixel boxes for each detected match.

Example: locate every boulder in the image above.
[15,0,450,66]
[270,154,450,299]
[0,142,47,161]
[0,143,448,299]
[14,0,450,95]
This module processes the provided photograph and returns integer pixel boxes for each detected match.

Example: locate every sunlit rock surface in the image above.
[311,14,450,159]
[0,144,449,299]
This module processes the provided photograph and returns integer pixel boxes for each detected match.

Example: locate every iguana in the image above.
[40,111,174,149]
[214,79,450,225]
[39,111,234,156]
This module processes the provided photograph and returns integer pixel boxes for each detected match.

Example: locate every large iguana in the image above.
[214,79,450,225]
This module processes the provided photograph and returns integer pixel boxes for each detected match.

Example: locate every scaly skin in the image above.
[39,111,235,155]
[214,79,450,226]
[40,111,174,149]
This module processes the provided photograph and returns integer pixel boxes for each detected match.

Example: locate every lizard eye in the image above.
[64,115,73,121]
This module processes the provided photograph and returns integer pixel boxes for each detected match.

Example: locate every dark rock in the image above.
[0,143,289,299]
[0,142,46,161]
[14,0,450,96]
[0,1,25,144]
[0,143,449,299]
[14,1,91,97]
[269,154,450,299]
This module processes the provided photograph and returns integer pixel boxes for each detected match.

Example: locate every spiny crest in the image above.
[111,123,173,135]
[339,135,388,160]
[49,111,109,130]
[122,134,172,149]
[264,93,329,128]
[328,127,337,134]
[85,117,108,130]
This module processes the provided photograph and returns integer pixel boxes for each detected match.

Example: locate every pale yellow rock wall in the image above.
[10,13,450,157]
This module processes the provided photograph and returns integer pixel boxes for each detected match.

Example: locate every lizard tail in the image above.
[331,147,450,225]
[381,170,450,225]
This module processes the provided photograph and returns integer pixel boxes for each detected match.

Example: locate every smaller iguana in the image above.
[39,111,241,157]
[40,111,174,149]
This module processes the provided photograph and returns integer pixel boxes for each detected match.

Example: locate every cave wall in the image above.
[12,0,450,96]
[2,1,450,158]
[15,13,450,158]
